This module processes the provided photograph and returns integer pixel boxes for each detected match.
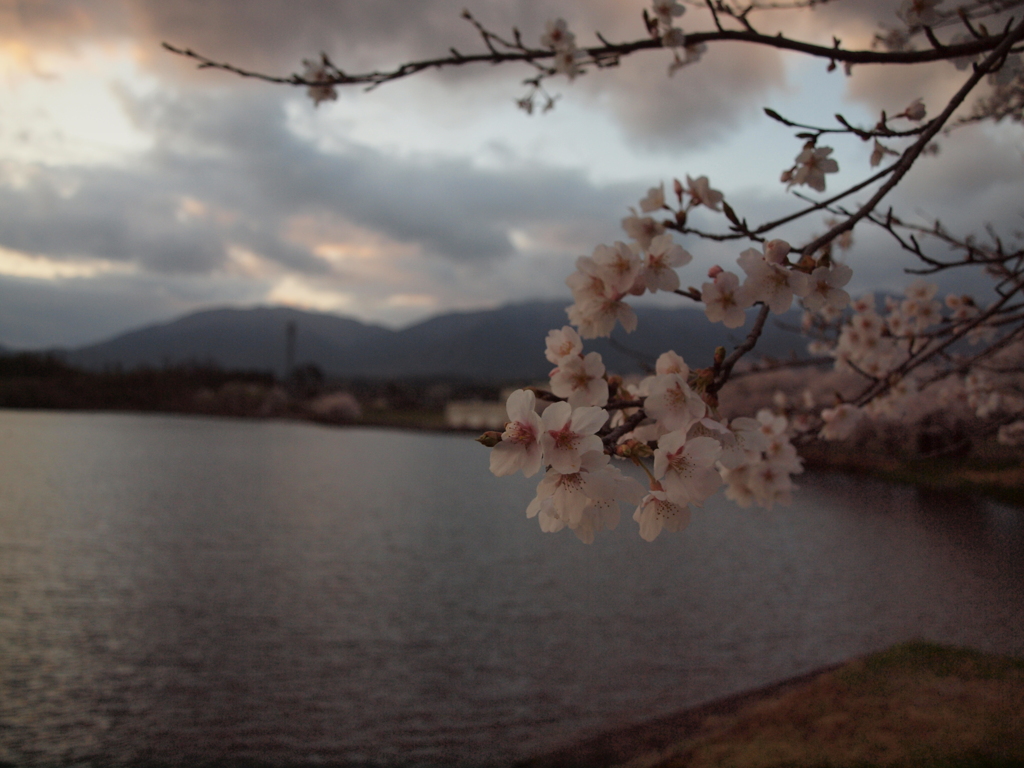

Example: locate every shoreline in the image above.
[515,662,849,768]
[4,405,1024,510]
[517,642,1024,768]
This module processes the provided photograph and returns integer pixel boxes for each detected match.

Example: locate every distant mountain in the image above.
[62,301,809,381]
[65,306,393,375]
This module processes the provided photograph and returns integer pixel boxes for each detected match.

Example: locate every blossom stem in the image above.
[631,456,658,486]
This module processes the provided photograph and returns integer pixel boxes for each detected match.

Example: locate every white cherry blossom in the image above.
[566,257,608,305]
[662,27,686,48]
[644,373,706,432]
[737,247,811,314]
[721,465,757,508]
[567,288,639,339]
[652,0,686,27]
[789,146,839,193]
[643,233,691,293]
[534,498,566,533]
[820,403,863,440]
[590,241,643,295]
[541,18,576,50]
[621,213,665,250]
[550,351,609,408]
[528,450,619,528]
[490,389,543,478]
[669,41,706,73]
[802,262,853,314]
[702,270,751,328]
[545,325,584,365]
[764,433,803,475]
[529,463,642,541]
[633,490,691,542]
[685,175,723,211]
[653,432,723,506]
[655,350,688,377]
[539,402,607,474]
[553,47,583,80]
[755,408,787,441]
[570,499,620,543]
[762,239,791,265]
[639,183,666,213]
[852,293,876,314]
[948,33,976,70]
[728,417,769,455]
[870,140,892,168]
[747,460,794,509]
[905,279,938,302]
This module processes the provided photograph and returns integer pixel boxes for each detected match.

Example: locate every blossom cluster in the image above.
[488,387,646,544]
[478,3,1024,545]
[798,277,1024,443]
[301,59,338,106]
[647,0,707,73]
[488,344,805,542]
[482,177,872,542]
[542,4,706,83]
[541,18,583,80]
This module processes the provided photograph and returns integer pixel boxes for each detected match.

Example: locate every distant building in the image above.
[444,387,551,430]
[444,400,507,430]
[307,391,362,421]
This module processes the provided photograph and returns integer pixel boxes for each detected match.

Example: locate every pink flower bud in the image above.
[904,98,926,121]
[764,239,791,264]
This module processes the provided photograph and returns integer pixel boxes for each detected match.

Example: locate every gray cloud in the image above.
[5,0,797,150]
[0,82,636,280]
[2,0,1022,350]
[122,86,638,265]
[0,169,226,274]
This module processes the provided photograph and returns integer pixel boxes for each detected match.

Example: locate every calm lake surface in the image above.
[1,409,1022,767]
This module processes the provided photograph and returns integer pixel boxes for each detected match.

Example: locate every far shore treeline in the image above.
[5,348,1024,507]
[0,351,501,427]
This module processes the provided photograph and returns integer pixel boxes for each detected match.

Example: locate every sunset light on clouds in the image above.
[1,0,1022,348]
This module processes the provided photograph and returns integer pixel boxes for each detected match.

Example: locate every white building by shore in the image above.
[444,400,507,430]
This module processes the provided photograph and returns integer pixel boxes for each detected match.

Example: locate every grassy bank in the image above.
[596,642,1024,768]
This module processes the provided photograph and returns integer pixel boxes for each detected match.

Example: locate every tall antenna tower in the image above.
[285,319,296,379]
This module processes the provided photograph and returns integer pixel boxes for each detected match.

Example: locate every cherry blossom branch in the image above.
[601,409,649,450]
[860,208,1024,275]
[762,107,931,140]
[710,304,771,393]
[163,21,1018,92]
[664,163,899,244]
[799,16,1024,258]
[851,292,1015,407]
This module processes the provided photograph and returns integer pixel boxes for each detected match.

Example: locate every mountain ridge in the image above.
[55,301,810,381]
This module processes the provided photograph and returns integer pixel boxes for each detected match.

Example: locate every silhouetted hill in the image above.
[66,306,393,375]
[62,301,809,381]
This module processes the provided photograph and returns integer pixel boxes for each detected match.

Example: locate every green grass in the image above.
[620,642,1024,768]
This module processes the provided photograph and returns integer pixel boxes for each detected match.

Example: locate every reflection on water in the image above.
[1,410,1022,766]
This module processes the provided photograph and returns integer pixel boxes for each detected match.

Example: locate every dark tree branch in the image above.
[164,25,1017,92]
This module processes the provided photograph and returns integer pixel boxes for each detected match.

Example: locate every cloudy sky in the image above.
[1,0,1021,348]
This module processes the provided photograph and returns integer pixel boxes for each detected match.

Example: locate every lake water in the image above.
[1,409,1022,767]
